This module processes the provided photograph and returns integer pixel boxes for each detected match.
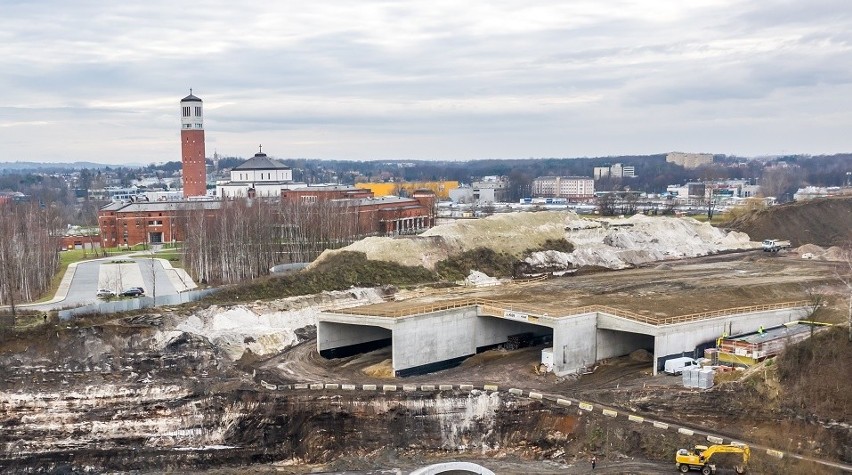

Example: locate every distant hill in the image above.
[0,161,120,172]
[725,196,852,247]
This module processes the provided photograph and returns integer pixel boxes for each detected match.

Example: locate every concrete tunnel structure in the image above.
[317,299,810,377]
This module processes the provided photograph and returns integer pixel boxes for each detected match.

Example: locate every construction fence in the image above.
[58,288,218,320]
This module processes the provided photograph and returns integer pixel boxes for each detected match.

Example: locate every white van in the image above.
[664,357,698,375]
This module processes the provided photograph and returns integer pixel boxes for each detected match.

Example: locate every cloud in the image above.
[0,0,850,163]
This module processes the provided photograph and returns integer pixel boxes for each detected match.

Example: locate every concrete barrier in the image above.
[628,415,644,423]
[362,384,377,391]
[382,384,398,392]
[578,402,594,411]
[260,380,276,390]
[341,384,356,390]
[294,383,309,390]
[277,384,290,390]
[420,384,436,391]
[707,435,724,444]
[483,384,498,391]
[459,384,474,391]
[324,383,339,390]
[310,383,324,390]
[766,449,784,459]
[556,398,572,407]
[602,409,617,418]
[403,384,417,392]
[529,392,543,400]
[439,384,454,391]
[678,428,694,436]
[508,388,523,395]
[653,422,669,430]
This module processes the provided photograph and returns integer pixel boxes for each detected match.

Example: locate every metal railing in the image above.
[331,297,811,326]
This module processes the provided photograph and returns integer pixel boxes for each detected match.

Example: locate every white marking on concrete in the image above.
[324,383,339,390]
[362,384,377,391]
[628,415,644,423]
[293,384,308,390]
[767,449,784,459]
[382,384,397,392]
[483,384,498,391]
[602,409,617,417]
[403,384,417,392]
[508,388,523,395]
[341,384,356,390]
[459,384,474,391]
[678,428,694,436]
[439,384,454,391]
[556,398,572,407]
[653,422,669,430]
[420,384,436,391]
[578,402,594,411]
[707,435,724,444]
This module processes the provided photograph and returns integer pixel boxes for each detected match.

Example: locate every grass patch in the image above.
[525,238,575,254]
[209,251,437,303]
[434,247,518,280]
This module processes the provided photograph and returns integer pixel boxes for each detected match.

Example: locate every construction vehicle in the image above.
[675,443,750,474]
[761,239,791,252]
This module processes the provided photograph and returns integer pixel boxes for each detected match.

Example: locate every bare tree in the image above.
[804,287,824,338]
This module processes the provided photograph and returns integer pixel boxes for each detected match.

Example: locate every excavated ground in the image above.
[0,250,848,473]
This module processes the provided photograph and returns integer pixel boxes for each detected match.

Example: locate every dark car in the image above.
[120,287,145,297]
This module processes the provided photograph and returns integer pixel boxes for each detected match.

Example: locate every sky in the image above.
[1,1,851,165]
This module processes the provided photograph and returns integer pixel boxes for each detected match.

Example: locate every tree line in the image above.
[180,198,362,285]
[0,203,61,317]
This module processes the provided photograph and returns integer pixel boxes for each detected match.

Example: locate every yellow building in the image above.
[357,181,459,200]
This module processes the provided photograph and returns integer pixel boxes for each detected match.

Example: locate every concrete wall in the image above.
[551,312,597,375]
[392,307,480,374]
[317,321,392,355]
[653,307,809,373]
[596,329,654,360]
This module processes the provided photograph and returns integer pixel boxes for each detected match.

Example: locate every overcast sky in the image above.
[1,1,851,164]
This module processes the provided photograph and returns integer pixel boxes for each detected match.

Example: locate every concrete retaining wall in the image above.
[552,312,597,375]
[392,307,480,375]
[653,306,809,373]
[58,288,217,320]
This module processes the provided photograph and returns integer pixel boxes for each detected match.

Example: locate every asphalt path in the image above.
[26,257,181,312]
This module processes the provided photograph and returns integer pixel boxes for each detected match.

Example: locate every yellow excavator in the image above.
[675,443,750,474]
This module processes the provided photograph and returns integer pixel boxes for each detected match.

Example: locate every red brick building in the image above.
[281,185,436,236]
[98,201,221,247]
[180,92,207,198]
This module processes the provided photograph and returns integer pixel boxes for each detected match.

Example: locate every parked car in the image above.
[96,289,115,298]
[664,356,699,375]
[120,287,145,297]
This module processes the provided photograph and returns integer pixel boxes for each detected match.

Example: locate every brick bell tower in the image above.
[180,90,207,197]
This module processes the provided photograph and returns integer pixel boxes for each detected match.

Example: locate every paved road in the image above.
[24,257,184,312]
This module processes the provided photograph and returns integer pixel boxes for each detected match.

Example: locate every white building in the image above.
[532,176,594,199]
[594,163,636,179]
[216,150,302,198]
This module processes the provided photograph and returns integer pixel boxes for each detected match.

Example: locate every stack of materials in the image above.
[697,367,715,389]
[682,367,699,388]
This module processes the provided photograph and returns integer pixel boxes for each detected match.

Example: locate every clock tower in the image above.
[180,90,207,197]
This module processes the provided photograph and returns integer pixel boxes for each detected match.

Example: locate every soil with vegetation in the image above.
[724,196,852,247]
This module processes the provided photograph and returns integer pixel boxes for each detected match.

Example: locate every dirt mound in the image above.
[629,349,653,362]
[725,196,852,247]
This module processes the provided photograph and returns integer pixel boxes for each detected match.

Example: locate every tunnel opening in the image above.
[317,321,392,359]
[596,328,654,361]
